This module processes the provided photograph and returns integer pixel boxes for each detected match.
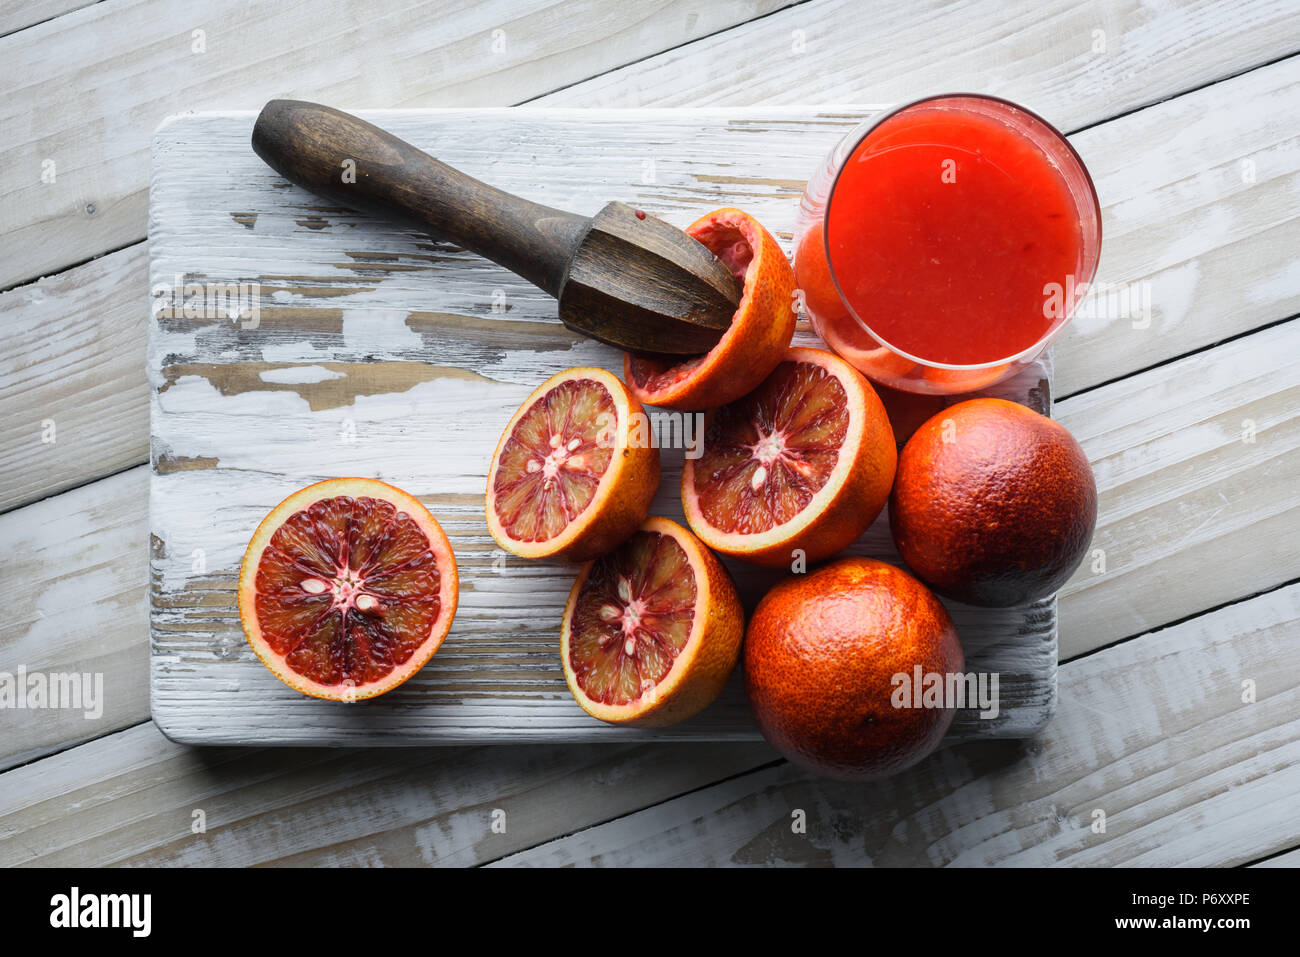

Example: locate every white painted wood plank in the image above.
[1057,320,1300,657]
[0,0,795,289]
[6,51,1298,514]
[534,0,1300,119]
[1056,53,1300,396]
[491,583,1300,867]
[1250,848,1300,867]
[0,0,94,37]
[0,722,776,866]
[0,466,149,771]
[147,109,1055,746]
[0,243,149,511]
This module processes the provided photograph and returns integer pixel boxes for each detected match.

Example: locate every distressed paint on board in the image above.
[147,109,1060,746]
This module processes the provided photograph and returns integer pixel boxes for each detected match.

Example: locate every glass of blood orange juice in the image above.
[794,95,1101,394]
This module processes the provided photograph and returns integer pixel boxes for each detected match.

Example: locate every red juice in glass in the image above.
[794,95,1101,394]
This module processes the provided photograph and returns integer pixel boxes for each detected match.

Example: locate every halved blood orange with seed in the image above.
[237,478,458,701]
[486,367,659,563]
[561,517,743,726]
[682,347,897,568]
[625,208,796,411]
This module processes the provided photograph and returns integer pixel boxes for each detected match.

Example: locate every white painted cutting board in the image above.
[148,108,1056,746]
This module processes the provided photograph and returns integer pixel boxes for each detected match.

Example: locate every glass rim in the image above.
[822,92,1104,372]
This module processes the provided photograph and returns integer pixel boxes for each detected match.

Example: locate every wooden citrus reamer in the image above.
[251,100,740,354]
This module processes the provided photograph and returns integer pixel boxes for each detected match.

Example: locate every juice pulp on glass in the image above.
[813,105,1085,367]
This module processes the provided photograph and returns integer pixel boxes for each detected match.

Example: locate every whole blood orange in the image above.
[237,478,458,701]
[681,347,896,568]
[486,367,659,563]
[745,557,964,780]
[561,517,743,727]
[890,397,1097,607]
[625,208,796,410]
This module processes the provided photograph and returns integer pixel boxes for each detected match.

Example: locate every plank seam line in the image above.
[0,237,144,298]
[0,716,155,776]
[474,757,788,867]
[1065,48,1300,138]
[514,0,814,107]
[1241,842,1300,867]
[0,0,102,42]
[0,460,145,519]
[1057,312,1299,404]
[1060,574,1300,667]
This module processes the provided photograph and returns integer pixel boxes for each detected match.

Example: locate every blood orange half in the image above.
[486,367,659,563]
[237,478,458,701]
[624,208,796,411]
[561,517,743,727]
[682,347,896,568]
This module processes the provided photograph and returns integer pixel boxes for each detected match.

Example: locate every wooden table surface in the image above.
[1,0,1297,867]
